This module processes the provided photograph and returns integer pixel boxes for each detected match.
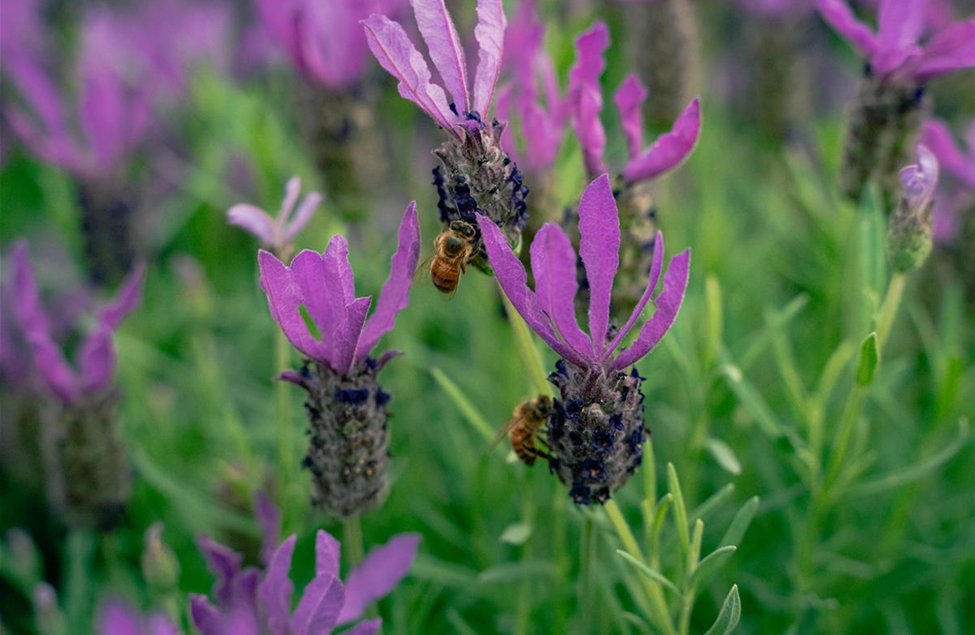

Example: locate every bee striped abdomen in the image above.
[510,425,537,466]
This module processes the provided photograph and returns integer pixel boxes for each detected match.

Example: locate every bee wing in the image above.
[488,414,523,452]
[414,254,435,283]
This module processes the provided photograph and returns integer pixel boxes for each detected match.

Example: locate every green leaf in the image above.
[691,483,735,524]
[703,585,742,635]
[705,438,741,475]
[476,560,556,584]
[667,463,691,560]
[719,497,760,548]
[856,332,879,387]
[688,546,737,589]
[499,522,533,546]
[615,550,682,596]
[430,367,495,442]
[720,364,785,441]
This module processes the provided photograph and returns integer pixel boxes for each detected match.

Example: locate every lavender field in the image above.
[1,0,974,634]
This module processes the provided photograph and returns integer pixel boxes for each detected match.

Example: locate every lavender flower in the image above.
[887,144,939,272]
[259,204,420,516]
[363,1,531,283]
[191,495,419,635]
[10,241,144,528]
[227,176,322,259]
[97,599,180,635]
[816,0,975,201]
[478,174,690,504]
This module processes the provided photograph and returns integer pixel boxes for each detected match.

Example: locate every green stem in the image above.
[343,515,364,569]
[500,289,553,398]
[579,516,596,633]
[274,329,294,482]
[514,484,535,635]
[875,272,905,349]
[551,489,568,634]
[64,530,97,635]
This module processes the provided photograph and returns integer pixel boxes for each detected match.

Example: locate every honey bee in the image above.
[428,220,477,294]
[490,396,554,466]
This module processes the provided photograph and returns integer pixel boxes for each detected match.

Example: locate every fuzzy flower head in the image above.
[362,0,506,138]
[495,0,570,173]
[815,0,975,82]
[899,143,940,208]
[10,241,144,405]
[478,174,690,373]
[227,177,322,257]
[191,494,419,635]
[568,22,702,185]
[256,0,400,88]
[259,203,420,375]
[97,598,180,635]
[887,143,939,271]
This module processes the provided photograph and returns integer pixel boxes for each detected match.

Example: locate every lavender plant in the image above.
[257,204,420,517]
[479,174,690,504]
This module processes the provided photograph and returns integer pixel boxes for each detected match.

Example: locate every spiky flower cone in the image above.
[841,73,929,206]
[41,392,130,529]
[77,181,136,287]
[294,80,386,221]
[432,118,529,272]
[293,358,391,518]
[547,361,646,506]
[622,0,701,128]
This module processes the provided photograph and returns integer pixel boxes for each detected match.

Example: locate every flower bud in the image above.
[887,145,939,272]
[141,523,180,592]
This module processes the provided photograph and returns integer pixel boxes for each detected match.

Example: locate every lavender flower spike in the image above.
[259,204,421,516]
[816,0,974,202]
[364,1,530,286]
[191,494,419,635]
[227,176,322,258]
[887,144,939,272]
[10,241,144,528]
[97,598,181,635]
[478,175,691,504]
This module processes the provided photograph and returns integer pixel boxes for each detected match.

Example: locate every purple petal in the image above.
[78,52,126,172]
[300,0,371,88]
[611,249,691,371]
[357,202,421,362]
[196,535,243,606]
[76,326,115,395]
[815,0,877,59]
[10,242,79,402]
[189,595,225,635]
[258,250,330,363]
[362,14,456,132]
[899,143,939,208]
[337,533,420,624]
[476,215,590,368]
[254,492,282,567]
[257,535,296,635]
[97,599,141,635]
[472,0,507,117]
[530,224,593,361]
[622,98,701,184]
[921,119,975,189]
[223,606,263,635]
[99,262,146,330]
[568,23,609,178]
[279,177,303,225]
[577,174,620,360]
[323,236,357,306]
[315,530,341,580]
[412,0,470,112]
[289,250,339,356]
[290,575,345,635]
[873,0,926,75]
[913,19,975,82]
[147,613,181,635]
[255,0,301,63]
[342,619,383,635]
[614,74,647,160]
[284,192,323,243]
[227,204,276,245]
[332,297,372,374]
[604,232,666,361]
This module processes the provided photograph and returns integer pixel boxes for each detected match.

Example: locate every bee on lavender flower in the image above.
[491,395,554,466]
[428,220,478,294]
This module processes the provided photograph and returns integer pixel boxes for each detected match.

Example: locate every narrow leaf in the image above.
[703,585,742,635]
[856,332,879,387]
[688,546,737,589]
[704,439,741,475]
[719,497,760,548]
[430,367,494,442]
[499,522,532,546]
[667,463,690,559]
[615,550,681,596]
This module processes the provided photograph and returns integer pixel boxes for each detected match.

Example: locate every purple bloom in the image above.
[922,117,975,191]
[887,143,939,271]
[478,174,690,503]
[494,0,570,173]
[899,143,939,209]
[9,241,144,405]
[568,22,702,184]
[97,599,180,635]
[190,495,419,635]
[256,0,399,88]
[227,177,322,257]
[259,202,420,375]
[362,0,507,137]
[815,0,975,82]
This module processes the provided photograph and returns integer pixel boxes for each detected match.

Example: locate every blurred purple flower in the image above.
[731,0,814,17]
[259,202,420,375]
[899,143,939,209]
[97,598,180,635]
[887,143,939,271]
[478,173,690,371]
[495,0,570,173]
[568,22,702,184]
[815,0,975,82]
[190,494,419,635]
[922,117,975,191]
[256,0,400,88]
[227,176,322,257]
[9,241,144,404]
[362,0,507,137]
